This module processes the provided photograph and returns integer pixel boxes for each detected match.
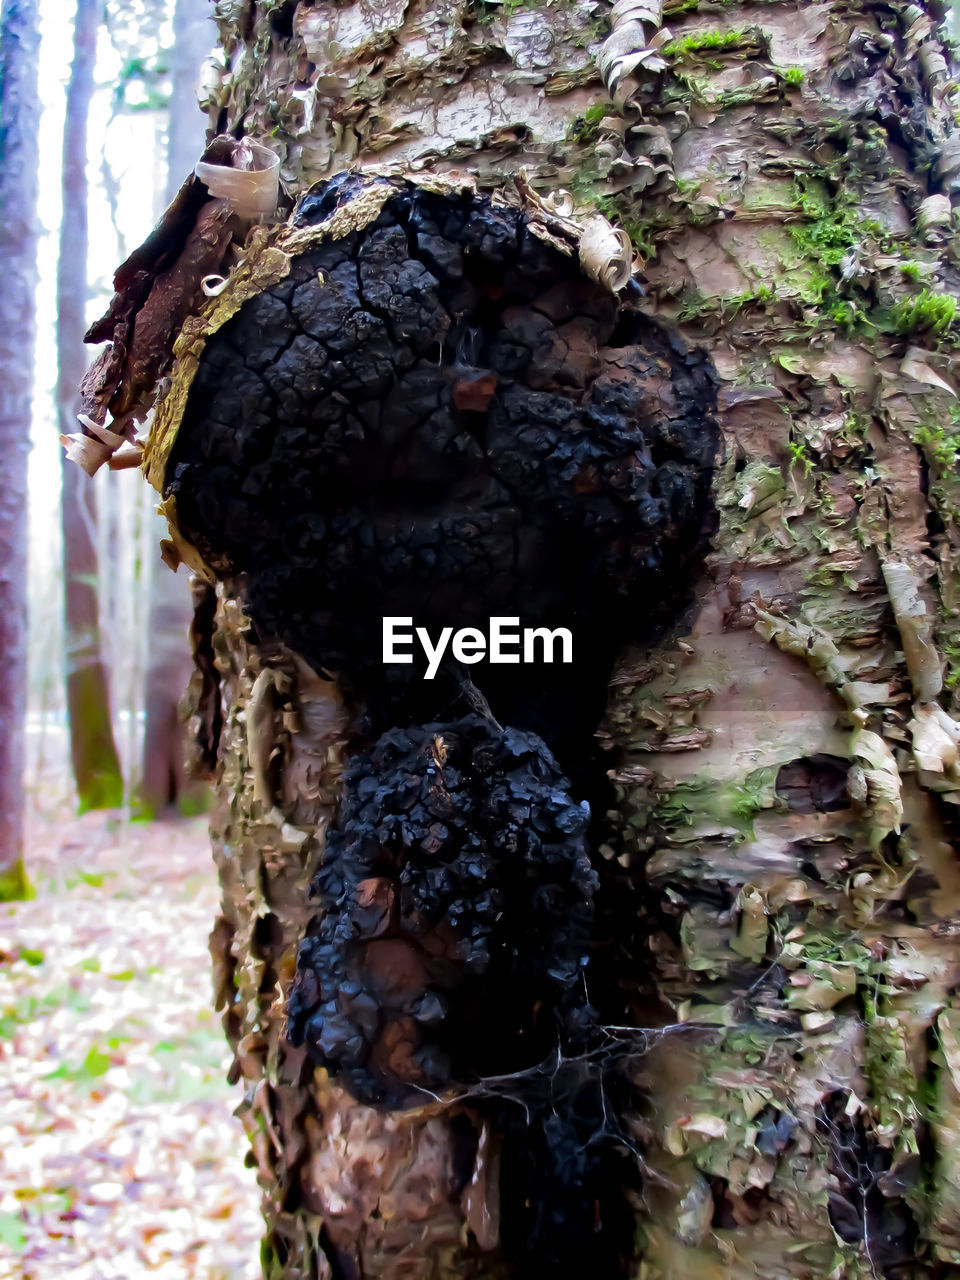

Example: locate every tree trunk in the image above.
[139,0,213,817]
[58,0,124,814]
[90,0,960,1275]
[0,0,40,898]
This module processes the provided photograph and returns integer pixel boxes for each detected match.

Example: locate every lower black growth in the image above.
[287,717,597,1108]
[167,178,719,1276]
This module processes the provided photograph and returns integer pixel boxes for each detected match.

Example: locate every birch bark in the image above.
[132,0,960,1274]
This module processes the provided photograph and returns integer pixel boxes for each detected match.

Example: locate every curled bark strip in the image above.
[195,139,280,218]
[106,443,144,470]
[596,0,667,100]
[76,414,125,447]
[58,432,113,476]
[185,575,221,779]
[247,667,280,809]
[881,559,943,703]
[578,214,634,291]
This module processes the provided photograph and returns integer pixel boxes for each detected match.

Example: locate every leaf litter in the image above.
[0,813,261,1279]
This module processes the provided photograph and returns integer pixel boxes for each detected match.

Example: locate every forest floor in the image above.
[0,812,261,1279]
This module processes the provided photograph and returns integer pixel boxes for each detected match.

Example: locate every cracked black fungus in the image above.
[286,715,598,1107]
[167,180,719,1277]
[165,182,718,765]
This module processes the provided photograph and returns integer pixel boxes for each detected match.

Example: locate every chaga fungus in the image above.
[165,180,718,765]
[164,178,719,1277]
[286,712,637,1276]
[286,715,598,1107]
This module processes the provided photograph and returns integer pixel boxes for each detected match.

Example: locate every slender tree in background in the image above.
[138,0,211,816]
[0,0,40,896]
[82,0,960,1275]
[58,0,123,813]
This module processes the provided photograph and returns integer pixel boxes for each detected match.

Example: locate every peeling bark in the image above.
[85,0,960,1274]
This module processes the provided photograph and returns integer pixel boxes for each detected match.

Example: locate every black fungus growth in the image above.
[168,179,720,1278]
[286,715,598,1107]
[165,182,718,764]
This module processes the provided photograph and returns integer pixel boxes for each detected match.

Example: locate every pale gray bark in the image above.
[59,0,124,813]
[0,0,40,894]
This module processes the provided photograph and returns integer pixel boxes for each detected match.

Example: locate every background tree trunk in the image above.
[138,0,213,817]
[0,0,40,897]
[58,0,123,814]
[130,0,960,1275]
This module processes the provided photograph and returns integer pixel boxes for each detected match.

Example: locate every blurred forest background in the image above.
[0,3,263,1274]
[18,0,215,836]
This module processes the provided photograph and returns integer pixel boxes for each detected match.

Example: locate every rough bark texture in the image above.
[58,0,124,813]
[140,0,214,817]
[103,0,960,1275]
[0,0,39,896]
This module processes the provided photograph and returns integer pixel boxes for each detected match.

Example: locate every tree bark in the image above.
[91,0,960,1274]
[139,0,213,817]
[58,0,124,814]
[0,0,40,897]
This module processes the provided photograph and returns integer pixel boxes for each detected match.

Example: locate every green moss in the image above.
[789,178,858,270]
[943,636,960,691]
[676,284,776,323]
[783,178,943,338]
[260,1238,284,1280]
[788,439,814,478]
[863,986,920,1154]
[0,863,32,903]
[827,298,866,332]
[782,66,804,88]
[652,769,776,839]
[566,101,614,145]
[663,28,746,58]
[584,189,659,258]
[913,418,960,473]
[904,410,960,690]
[910,416,960,529]
[889,288,958,337]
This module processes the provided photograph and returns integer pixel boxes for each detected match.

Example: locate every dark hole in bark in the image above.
[710,1178,770,1229]
[775,753,851,813]
[252,910,284,957]
[186,577,222,777]
[818,1090,918,1274]
[269,0,296,38]
[169,181,719,1277]
[753,1105,798,1154]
